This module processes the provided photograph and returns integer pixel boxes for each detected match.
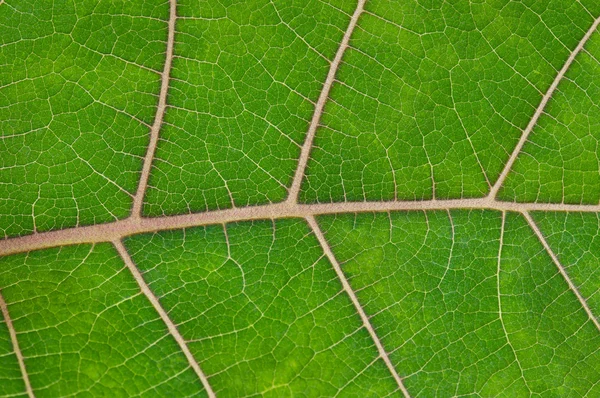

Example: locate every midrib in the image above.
[2,198,600,256]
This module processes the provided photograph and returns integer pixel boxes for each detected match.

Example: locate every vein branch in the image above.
[523,211,600,332]
[113,240,216,397]
[131,0,177,218]
[0,290,35,398]
[287,0,367,203]
[306,215,411,397]
[488,15,600,199]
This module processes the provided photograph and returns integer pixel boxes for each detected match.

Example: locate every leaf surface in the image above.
[1,0,600,396]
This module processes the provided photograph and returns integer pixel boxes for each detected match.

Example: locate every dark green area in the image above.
[143,0,351,216]
[0,0,168,237]
[301,0,599,203]
[500,31,600,204]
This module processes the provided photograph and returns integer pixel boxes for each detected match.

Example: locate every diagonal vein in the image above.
[0,290,35,398]
[523,211,600,332]
[306,215,411,397]
[488,15,600,199]
[287,0,367,203]
[113,240,216,397]
[131,0,177,218]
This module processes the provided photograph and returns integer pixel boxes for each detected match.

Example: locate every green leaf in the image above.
[1,0,600,396]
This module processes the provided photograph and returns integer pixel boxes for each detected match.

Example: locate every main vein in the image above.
[0,290,35,398]
[3,199,600,256]
[306,216,411,397]
[131,0,177,217]
[113,240,216,397]
[488,15,600,199]
[287,0,367,203]
[523,212,600,332]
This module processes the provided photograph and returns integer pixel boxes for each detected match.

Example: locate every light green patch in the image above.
[318,210,600,396]
[125,219,398,397]
[0,243,205,396]
[0,313,26,397]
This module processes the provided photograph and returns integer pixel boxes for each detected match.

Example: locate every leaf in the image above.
[1,0,600,396]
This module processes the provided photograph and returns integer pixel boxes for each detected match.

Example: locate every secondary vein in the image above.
[306,215,412,397]
[0,290,35,398]
[523,211,600,332]
[113,240,216,397]
[488,15,600,199]
[287,0,368,203]
[131,0,177,218]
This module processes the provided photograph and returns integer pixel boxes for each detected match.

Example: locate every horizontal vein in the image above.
[113,240,216,397]
[0,291,35,398]
[131,0,177,218]
[489,14,600,199]
[3,199,600,256]
[306,216,411,397]
[523,212,600,332]
[287,0,367,203]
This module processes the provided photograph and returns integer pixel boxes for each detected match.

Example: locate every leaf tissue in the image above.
[1,0,600,396]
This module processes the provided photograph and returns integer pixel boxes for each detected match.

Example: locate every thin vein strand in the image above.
[113,240,216,397]
[287,0,367,203]
[306,215,411,397]
[496,212,530,390]
[131,0,177,217]
[0,291,35,398]
[488,15,600,199]
[3,199,600,256]
[523,212,600,332]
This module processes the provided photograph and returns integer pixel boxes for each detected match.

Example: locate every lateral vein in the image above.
[489,15,600,199]
[287,0,367,203]
[306,215,411,397]
[131,0,177,217]
[523,212,600,332]
[113,240,216,397]
[0,291,35,398]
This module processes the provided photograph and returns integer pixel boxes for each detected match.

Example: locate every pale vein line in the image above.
[488,15,600,199]
[523,211,600,332]
[496,212,530,392]
[0,291,35,398]
[287,0,367,203]
[113,240,216,397]
[306,215,411,398]
[131,0,177,218]
[4,199,600,256]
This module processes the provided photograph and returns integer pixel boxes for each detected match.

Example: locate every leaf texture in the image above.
[1,0,600,396]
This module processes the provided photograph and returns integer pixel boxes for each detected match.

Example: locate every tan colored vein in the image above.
[488,15,600,199]
[113,240,215,397]
[287,0,367,203]
[131,0,177,218]
[4,199,600,256]
[523,211,600,332]
[306,216,411,397]
[0,290,34,398]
